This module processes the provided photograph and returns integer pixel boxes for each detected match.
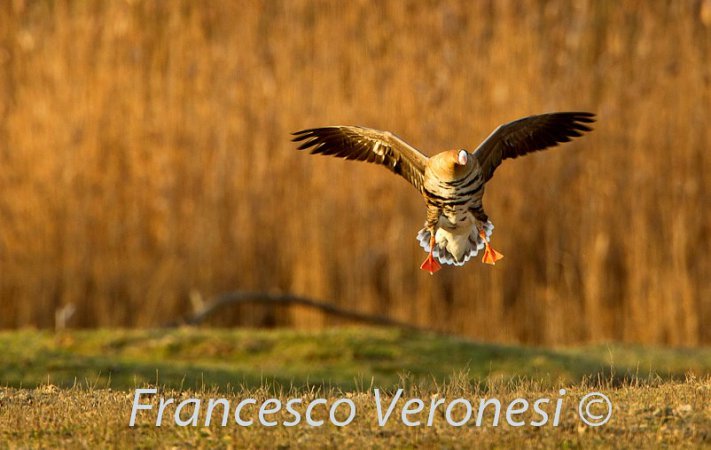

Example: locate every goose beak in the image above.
[457,150,468,166]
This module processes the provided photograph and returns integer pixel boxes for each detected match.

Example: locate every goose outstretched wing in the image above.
[473,112,595,183]
[292,126,429,192]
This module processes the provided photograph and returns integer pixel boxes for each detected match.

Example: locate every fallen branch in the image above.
[166,291,435,333]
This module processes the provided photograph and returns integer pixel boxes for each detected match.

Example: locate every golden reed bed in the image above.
[0,1,709,345]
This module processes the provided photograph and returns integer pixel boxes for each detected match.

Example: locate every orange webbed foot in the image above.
[420,253,442,274]
[482,246,504,265]
[420,231,441,274]
[480,230,504,265]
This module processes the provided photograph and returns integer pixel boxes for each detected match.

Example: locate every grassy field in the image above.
[2,326,711,390]
[2,378,710,448]
[1,327,710,448]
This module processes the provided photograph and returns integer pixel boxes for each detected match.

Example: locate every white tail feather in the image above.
[417,222,494,266]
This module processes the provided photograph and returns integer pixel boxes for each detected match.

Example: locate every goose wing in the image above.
[292,126,428,192]
[472,112,595,183]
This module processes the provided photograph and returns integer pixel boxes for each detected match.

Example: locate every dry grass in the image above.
[1,379,709,449]
[2,327,710,447]
[1,1,710,344]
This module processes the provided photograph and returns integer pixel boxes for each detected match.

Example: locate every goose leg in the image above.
[480,230,504,265]
[420,229,442,274]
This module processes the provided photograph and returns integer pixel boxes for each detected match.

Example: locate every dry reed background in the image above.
[0,0,710,345]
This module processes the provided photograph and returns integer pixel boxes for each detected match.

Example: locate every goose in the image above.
[292,112,595,274]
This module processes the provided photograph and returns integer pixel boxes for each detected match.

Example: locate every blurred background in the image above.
[0,0,709,345]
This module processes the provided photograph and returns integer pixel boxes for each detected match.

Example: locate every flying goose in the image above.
[292,112,595,274]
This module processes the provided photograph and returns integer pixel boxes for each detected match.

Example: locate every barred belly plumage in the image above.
[417,173,493,266]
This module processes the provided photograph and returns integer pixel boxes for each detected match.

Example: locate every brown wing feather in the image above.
[472,112,595,183]
[291,126,429,192]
